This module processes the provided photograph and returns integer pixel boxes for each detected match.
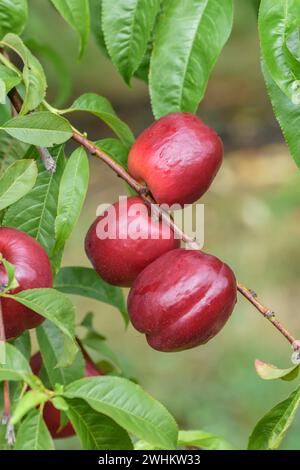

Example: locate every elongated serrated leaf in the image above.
[64,93,134,147]
[0,0,28,39]
[259,0,300,102]
[15,409,54,450]
[150,0,233,118]
[0,342,33,385]
[54,267,127,325]
[50,0,90,58]
[178,430,233,450]
[5,288,77,367]
[1,112,72,147]
[0,65,21,95]
[0,133,29,175]
[102,0,160,84]
[11,390,49,425]
[55,148,89,251]
[255,359,300,381]
[262,61,300,169]
[248,387,300,450]
[1,34,46,115]
[37,320,84,387]
[3,146,65,257]
[64,376,178,449]
[66,398,133,450]
[0,159,37,210]
[94,138,129,169]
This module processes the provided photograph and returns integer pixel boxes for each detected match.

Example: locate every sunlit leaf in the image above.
[248,387,300,450]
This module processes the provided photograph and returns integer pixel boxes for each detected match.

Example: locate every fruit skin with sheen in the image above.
[128,112,223,206]
[30,351,101,439]
[85,196,180,287]
[0,227,53,340]
[128,249,237,352]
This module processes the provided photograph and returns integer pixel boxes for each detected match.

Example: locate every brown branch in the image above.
[5,86,300,353]
[237,283,300,350]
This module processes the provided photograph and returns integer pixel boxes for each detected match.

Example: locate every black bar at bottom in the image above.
[0,450,299,466]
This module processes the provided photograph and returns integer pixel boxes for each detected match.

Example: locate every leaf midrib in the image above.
[65,385,176,449]
[0,162,34,203]
[176,0,209,108]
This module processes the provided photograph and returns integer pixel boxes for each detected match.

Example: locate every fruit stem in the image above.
[6,85,299,353]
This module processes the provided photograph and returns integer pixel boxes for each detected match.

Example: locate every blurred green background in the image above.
[25,0,300,449]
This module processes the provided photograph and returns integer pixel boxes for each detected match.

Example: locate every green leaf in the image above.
[0,159,37,210]
[80,314,120,371]
[94,138,129,169]
[89,0,108,56]
[36,320,84,387]
[286,28,300,62]
[1,112,72,147]
[5,288,77,367]
[134,39,152,83]
[0,0,28,39]
[14,409,54,450]
[64,376,178,449]
[248,386,300,450]
[0,65,21,95]
[11,330,31,362]
[259,0,300,102]
[255,359,300,381]
[102,0,160,84]
[1,257,19,291]
[262,61,300,170]
[25,39,72,107]
[66,398,133,450]
[52,396,69,411]
[3,146,65,257]
[0,342,33,385]
[0,80,5,104]
[64,93,134,147]
[178,430,233,450]
[54,267,127,325]
[0,34,46,115]
[149,0,234,118]
[134,440,162,450]
[55,148,89,251]
[0,133,29,175]
[0,423,7,450]
[11,390,49,425]
[50,0,90,58]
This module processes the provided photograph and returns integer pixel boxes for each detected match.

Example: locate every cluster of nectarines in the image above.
[86,112,237,352]
[0,112,236,353]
